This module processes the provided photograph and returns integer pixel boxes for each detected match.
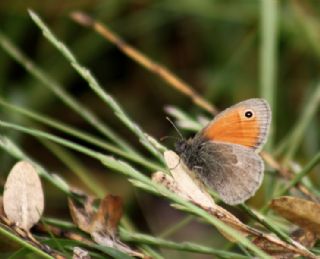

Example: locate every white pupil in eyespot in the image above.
[245,110,253,118]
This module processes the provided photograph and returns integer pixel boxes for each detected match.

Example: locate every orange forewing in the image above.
[202,107,260,149]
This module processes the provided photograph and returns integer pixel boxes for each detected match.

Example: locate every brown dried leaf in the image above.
[90,195,121,243]
[3,161,44,230]
[163,150,216,208]
[152,171,180,195]
[68,189,96,233]
[68,192,144,258]
[91,195,122,237]
[90,195,144,258]
[253,236,296,259]
[291,228,317,249]
[0,196,4,217]
[271,196,320,234]
[73,247,91,259]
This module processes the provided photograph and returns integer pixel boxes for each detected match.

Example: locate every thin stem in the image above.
[0,30,134,154]
[29,10,164,163]
[260,0,278,151]
[70,11,217,115]
[277,151,320,197]
[159,215,194,238]
[283,83,320,164]
[0,224,54,259]
[120,229,249,259]
[0,97,162,171]
[39,139,106,198]
[240,204,292,245]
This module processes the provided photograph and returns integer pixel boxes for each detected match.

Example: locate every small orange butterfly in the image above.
[175,98,271,205]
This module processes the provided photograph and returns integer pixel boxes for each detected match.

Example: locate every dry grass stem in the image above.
[70,11,217,115]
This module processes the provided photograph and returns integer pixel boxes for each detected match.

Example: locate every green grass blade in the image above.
[277,151,320,196]
[28,10,164,163]
[0,30,134,154]
[0,224,54,259]
[283,83,320,163]
[260,0,278,151]
[0,97,162,171]
[120,229,249,259]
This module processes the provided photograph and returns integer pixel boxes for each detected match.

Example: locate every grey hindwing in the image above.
[195,141,264,205]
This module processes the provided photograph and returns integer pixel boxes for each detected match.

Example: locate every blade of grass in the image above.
[39,139,106,198]
[8,248,32,259]
[40,237,134,259]
[0,30,134,154]
[70,11,217,115]
[158,215,194,238]
[0,224,54,259]
[120,229,249,259]
[277,151,320,197]
[283,82,320,164]
[260,0,278,151]
[240,204,294,246]
[0,97,163,171]
[28,10,164,163]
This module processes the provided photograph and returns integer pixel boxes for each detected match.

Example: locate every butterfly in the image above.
[174,98,271,205]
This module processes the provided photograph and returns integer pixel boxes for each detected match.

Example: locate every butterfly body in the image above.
[175,98,271,205]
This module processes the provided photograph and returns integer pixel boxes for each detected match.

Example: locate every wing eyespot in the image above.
[242,109,255,120]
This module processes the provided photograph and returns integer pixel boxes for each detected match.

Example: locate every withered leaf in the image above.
[3,161,44,230]
[90,195,144,258]
[68,189,96,233]
[253,236,296,259]
[91,195,122,238]
[152,171,179,195]
[291,228,317,249]
[0,196,4,217]
[73,247,91,259]
[163,150,216,208]
[68,192,144,258]
[271,196,320,234]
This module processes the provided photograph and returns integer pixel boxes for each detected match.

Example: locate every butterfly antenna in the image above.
[166,117,184,140]
[160,135,179,142]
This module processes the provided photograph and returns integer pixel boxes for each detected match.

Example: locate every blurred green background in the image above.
[0,0,320,258]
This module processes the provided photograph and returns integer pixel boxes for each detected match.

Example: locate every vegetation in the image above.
[0,1,320,258]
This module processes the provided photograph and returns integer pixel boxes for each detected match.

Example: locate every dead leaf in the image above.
[253,236,296,259]
[271,196,320,235]
[291,228,317,249]
[68,189,96,233]
[91,195,122,238]
[152,171,189,200]
[0,196,4,217]
[68,192,144,258]
[163,150,216,208]
[73,247,91,259]
[3,161,44,230]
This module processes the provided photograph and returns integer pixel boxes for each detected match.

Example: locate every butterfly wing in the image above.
[194,141,264,205]
[201,98,271,151]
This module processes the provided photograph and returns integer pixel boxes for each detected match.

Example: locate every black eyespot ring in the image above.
[245,110,253,118]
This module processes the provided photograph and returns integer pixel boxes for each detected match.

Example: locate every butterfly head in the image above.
[174,139,189,156]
